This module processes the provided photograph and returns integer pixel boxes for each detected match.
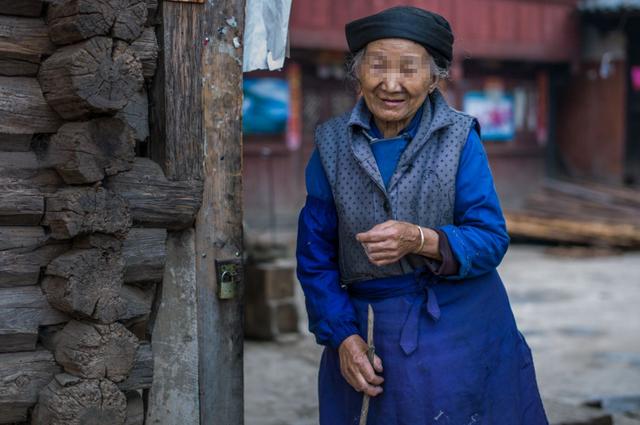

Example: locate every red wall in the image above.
[290,0,579,62]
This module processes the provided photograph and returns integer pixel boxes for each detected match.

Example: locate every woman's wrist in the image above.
[412,225,442,261]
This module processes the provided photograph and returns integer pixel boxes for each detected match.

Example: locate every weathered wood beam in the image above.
[120,284,155,320]
[144,230,198,423]
[117,341,152,391]
[47,0,147,45]
[0,0,43,17]
[115,88,149,142]
[0,226,70,287]
[196,1,246,423]
[53,320,138,382]
[129,27,158,79]
[38,36,143,120]
[122,228,166,284]
[42,246,127,323]
[0,16,55,77]
[31,374,127,425]
[0,349,61,424]
[0,77,62,140]
[105,157,202,230]
[0,286,69,353]
[45,117,135,185]
[149,2,203,180]
[43,186,132,240]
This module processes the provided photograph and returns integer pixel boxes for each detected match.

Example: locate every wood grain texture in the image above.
[0,0,43,17]
[38,36,143,120]
[0,16,55,76]
[122,228,166,284]
[117,341,152,391]
[197,1,246,423]
[149,1,202,179]
[144,229,198,424]
[0,285,43,352]
[105,157,202,230]
[119,284,155,320]
[115,88,149,142]
[43,186,132,240]
[0,151,61,225]
[45,117,135,184]
[47,0,147,45]
[129,27,158,79]
[0,226,69,287]
[0,76,62,136]
[42,247,127,323]
[0,286,68,353]
[53,320,138,382]
[31,375,127,425]
[0,349,61,424]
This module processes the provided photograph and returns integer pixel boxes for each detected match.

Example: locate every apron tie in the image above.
[399,271,441,356]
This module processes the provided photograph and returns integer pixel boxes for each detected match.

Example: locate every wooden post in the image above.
[198,2,245,423]
[150,1,246,424]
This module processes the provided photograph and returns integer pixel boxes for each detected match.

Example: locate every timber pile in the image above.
[505,180,640,249]
[0,0,197,424]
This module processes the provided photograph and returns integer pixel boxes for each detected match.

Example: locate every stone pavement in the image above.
[245,245,640,424]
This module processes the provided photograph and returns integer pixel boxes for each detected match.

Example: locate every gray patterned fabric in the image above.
[315,89,478,284]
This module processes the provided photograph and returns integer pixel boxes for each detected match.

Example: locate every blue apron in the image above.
[318,269,548,425]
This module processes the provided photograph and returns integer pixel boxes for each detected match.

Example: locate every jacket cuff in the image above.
[429,229,460,276]
[437,225,472,280]
[327,318,359,350]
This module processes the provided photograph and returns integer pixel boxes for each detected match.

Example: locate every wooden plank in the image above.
[0,16,55,77]
[149,1,203,180]
[104,157,202,230]
[197,1,246,423]
[0,76,62,137]
[0,349,61,424]
[0,0,43,17]
[122,228,167,284]
[118,341,153,391]
[0,226,70,287]
[145,230,198,423]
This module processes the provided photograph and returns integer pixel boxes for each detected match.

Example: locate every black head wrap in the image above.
[345,6,454,68]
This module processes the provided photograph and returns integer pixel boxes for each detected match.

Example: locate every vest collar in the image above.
[347,89,457,194]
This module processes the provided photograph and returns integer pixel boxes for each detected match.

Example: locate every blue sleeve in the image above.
[305,149,333,202]
[296,152,358,348]
[438,129,510,279]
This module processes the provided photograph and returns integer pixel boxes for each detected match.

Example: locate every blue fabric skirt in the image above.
[318,270,548,425]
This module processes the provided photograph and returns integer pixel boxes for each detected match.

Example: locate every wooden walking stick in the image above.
[359,304,375,425]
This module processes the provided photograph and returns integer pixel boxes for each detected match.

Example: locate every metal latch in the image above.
[216,259,241,300]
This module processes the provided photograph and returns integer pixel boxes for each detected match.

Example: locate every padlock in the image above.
[216,261,239,299]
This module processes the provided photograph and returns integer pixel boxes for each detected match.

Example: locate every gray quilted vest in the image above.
[315,89,478,284]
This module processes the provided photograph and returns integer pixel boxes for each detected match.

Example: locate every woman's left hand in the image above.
[356,220,427,266]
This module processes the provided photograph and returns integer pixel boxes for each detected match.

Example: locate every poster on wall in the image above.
[242,78,290,135]
[463,91,515,141]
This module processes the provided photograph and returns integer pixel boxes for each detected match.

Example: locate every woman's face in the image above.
[357,38,433,127]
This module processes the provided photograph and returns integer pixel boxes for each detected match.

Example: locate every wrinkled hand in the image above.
[356,220,420,266]
[338,335,384,397]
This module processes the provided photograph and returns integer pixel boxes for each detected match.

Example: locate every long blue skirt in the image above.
[318,270,548,425]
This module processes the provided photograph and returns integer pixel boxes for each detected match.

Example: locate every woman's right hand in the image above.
[338,334,384,397]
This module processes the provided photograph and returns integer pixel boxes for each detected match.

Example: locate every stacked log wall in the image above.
[0,0,199,423]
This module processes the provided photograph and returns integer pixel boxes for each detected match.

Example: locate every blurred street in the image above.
[245,245,640,425]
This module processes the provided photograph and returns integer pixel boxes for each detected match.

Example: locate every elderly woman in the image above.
[296,6,547,425]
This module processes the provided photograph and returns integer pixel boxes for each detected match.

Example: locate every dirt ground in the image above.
[244,245,640,425]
